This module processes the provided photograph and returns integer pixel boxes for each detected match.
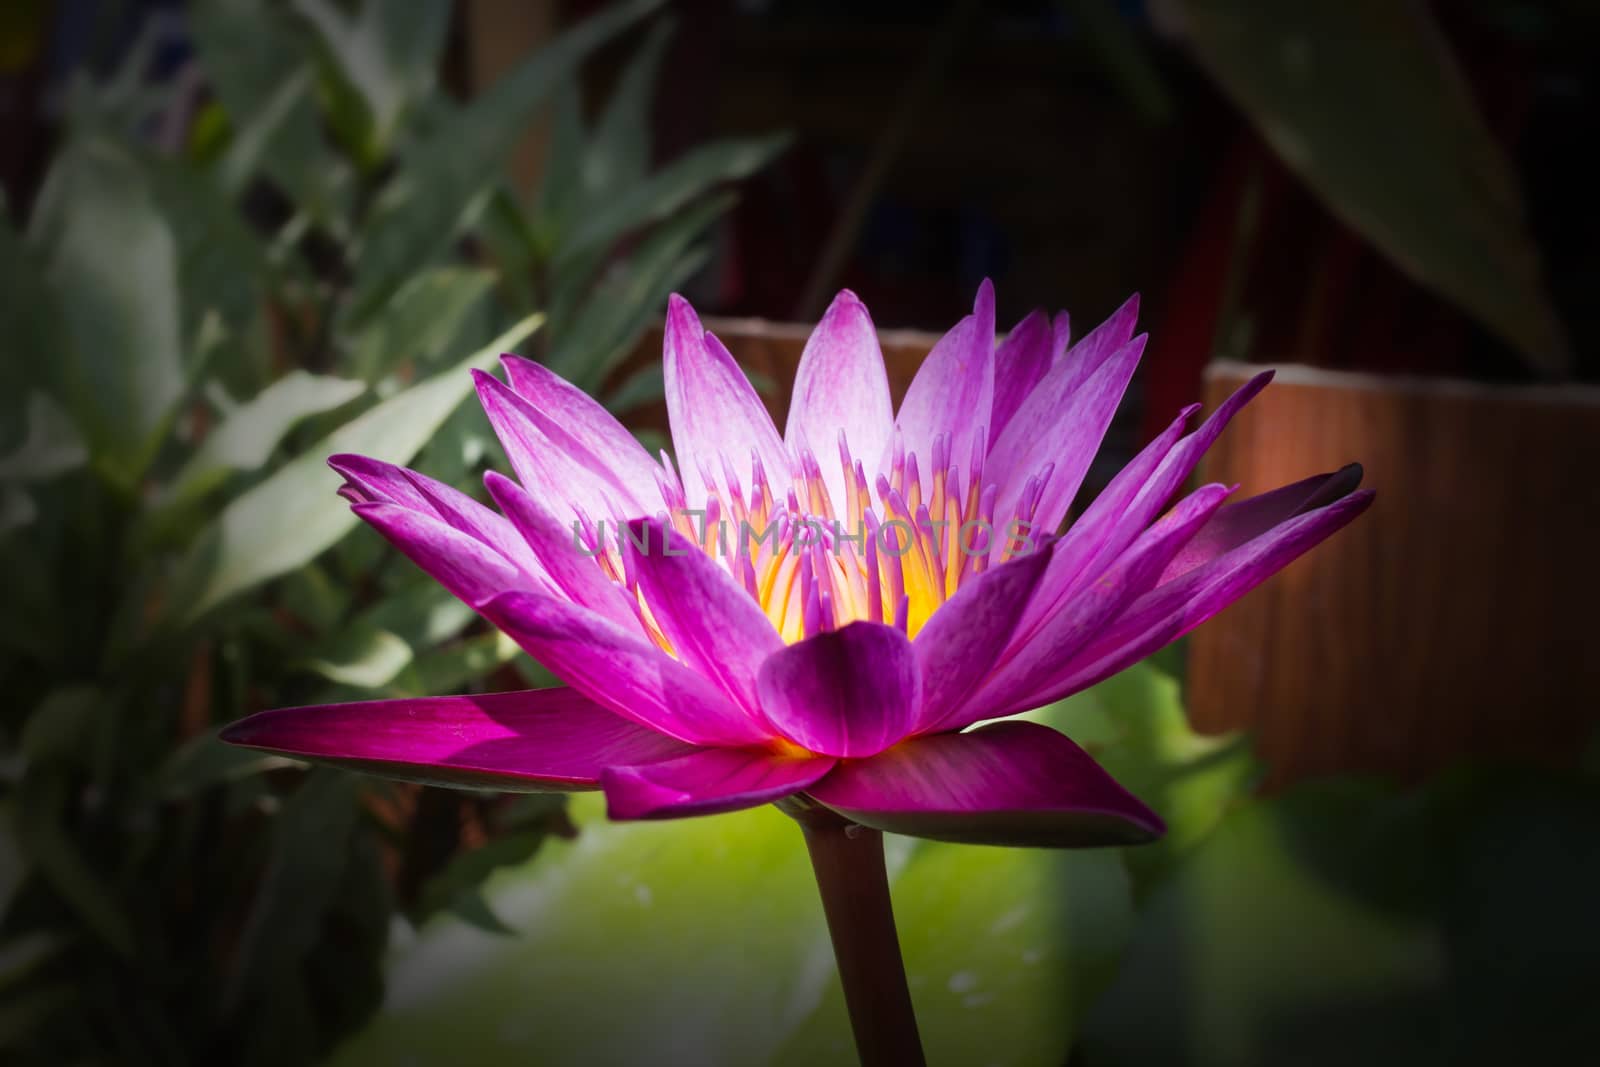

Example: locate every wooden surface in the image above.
[1186,362,1600,786]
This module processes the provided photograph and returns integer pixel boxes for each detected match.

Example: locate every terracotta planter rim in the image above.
[1208,359,1600,406]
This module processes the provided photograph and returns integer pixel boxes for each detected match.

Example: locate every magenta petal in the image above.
[220,688,693,792]
[976,484,1233,719]
[482,591,771,748]
[602,746,834,820]
[910,546,1053,734]
[474,369,656,521]
[807,720,1163,847]
[484,471,640,631]
[1158,465,1364,584]
[330,454,544,579]
[625,517,784,715]
[497,354,666,509]
[989,332,1146,534]
[785,290,894,508]
[1033,488,1376,707]
[352,502,529,608]
[987,309,1053,449]
[756,621,921,759]
[663,294,792,506]
[887,279,995,492]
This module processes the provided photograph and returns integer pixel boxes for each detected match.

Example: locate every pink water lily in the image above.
[224,283,1369,844]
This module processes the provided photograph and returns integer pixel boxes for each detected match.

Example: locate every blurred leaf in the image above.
[0,215,63,451]
[356,581,473,652]
[556,134,791,266]
[347,0,666,324]
[293,0,451,154]
[1176,0,1570,375]
[402,630,521,697]
[531,87,587,233]
[1079,780,1447,1067]
[331,794,1129,1066]
[349,267,495,382]
[0,529,65,663]
[19,686,101,768]
[581,18,675,203]
[33,139,184,488]
[169,370,366,501]
[299,623,413,688]
[226,770,362,1011]
[157,729,297,799]
[0,803,24,923]
[13,774,136,958]
[1025,662,1261,895]
[169,313,540,624]
[0,394,86,482]
[603,365,665,417]
[416,830,549,932]
[549,192,734,388]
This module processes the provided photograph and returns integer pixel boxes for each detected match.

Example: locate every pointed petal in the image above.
[1022,488,1375,709]
[602,746,834,820]
[498,354,666,508]
[989,333,1146,534]
[887,279,995,489]
[352,502,531,607]
[330,454,544,579]
[1054,293,1138,379]
[785,289,894,507]
[220,688,693,791]
[756,621,920,759]
[807,720,1163,847]
[474,369,656,522]
[975,484,1234,719]
[482,591,771,748]
[625,517,783,715]
[484,471,640,630]
[1159,465,1364,584]
[911,546,1052,734]
[987,309,1053,449]
[663,294,791,506]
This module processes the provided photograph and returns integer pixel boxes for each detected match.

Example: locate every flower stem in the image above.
[795,809,926,1066]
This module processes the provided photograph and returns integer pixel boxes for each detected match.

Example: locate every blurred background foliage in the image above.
[0,1,1596,1065]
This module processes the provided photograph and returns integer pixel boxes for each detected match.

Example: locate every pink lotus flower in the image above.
[223,282,1369,846]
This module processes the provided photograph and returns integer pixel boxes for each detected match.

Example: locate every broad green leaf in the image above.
[349,267,495,381]
[168,370,366,501]
[169,313,541,624]
[34,139,184,487]
[0,214,63,451]
[531,86,586,231]
[355,581,474,652]
[346,0,666,324]
[1078,781,1447,1066]
[1024,663,1261,895]
[0,393,86,482]
[331,794,1130,1066]
[298,623,413,688]
[603,365,665,416]
[555,134,790,265]
[402,630,521,697]
[19,686,101,768]
[1176,0,1570,375]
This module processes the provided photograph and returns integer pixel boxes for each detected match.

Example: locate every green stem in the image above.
[794,807,926,1067]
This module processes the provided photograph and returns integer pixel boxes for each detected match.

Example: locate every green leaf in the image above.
[348,267,495,382]
[555,134,790,266]
[34,139,184,487]
[19,686,102,768]
[346,0,666,324]
[1024,663,1261,895]
[402,630,522,697]
[168,370,366,501]
[0,393,86,482]
[330,794,1130,1066]
[1176,0,1570,375]
[169,313,541,624]
[1078,780,1447,1067]
[298,623,413,688]
[580,18,675,203]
